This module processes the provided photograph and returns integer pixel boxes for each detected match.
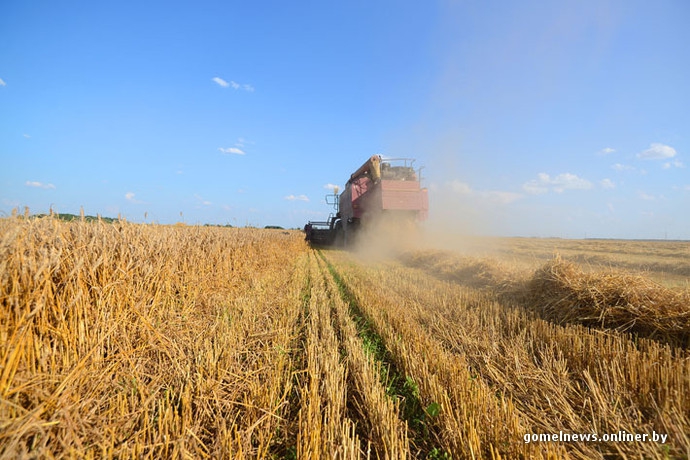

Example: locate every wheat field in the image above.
[1,217,688,459]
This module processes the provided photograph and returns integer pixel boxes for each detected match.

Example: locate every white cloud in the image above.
[23,134,30,139]
[662,160,684,169]
[285,194,309,202]
[212,77,255,92]
[612,163,635,172]
[0,78,5,86]
[638,191,655,201]
[219,147,245,155]
[324,183,339,191]
[125,192,144,204]
[522,173,593,194]
[637,143,677,160]
[600,178,615,189]
[212,77,229,87]
[599,147,616,155]
[25,181,55,189]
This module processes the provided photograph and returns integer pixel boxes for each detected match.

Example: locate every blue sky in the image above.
[1,0,688,238]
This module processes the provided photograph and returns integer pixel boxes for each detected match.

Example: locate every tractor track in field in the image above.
[315,250,449,459]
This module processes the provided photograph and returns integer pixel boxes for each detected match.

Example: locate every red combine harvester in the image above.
[304,155,428,246]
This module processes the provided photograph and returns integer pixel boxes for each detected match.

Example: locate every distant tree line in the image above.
[28,213,118,223]
[11,210,298,230]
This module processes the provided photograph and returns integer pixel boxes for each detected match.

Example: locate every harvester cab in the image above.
[303,187,341,246]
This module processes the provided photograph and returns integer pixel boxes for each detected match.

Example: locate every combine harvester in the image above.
[304,155,428,246]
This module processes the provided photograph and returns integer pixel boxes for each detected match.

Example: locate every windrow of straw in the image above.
[529,255,690,345]
[400,249,690,346]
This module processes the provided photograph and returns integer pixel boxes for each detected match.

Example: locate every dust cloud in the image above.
[349,212,425,262]
[348,207,502,263]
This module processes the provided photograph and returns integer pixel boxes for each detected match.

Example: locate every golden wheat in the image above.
[0,217,307,458]
[324,249,689,458]
[2,216,688,459]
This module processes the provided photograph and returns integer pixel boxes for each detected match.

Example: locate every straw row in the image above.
[297,251,359,458]
[314,253,410,459]
[401,250,690,346]
[529,255,690,344]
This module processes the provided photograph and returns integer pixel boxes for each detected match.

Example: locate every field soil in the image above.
[1,218,688,459]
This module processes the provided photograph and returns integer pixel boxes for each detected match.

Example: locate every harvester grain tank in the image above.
[304,155,428,245]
